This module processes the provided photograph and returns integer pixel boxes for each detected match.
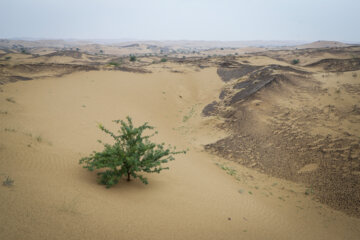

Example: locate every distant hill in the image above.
[295,40,350,49]
[0,39,307,50]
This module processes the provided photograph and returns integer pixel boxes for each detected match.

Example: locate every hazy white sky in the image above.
[1,0,359,41]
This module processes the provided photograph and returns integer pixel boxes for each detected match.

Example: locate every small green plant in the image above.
[160,58,167,62]
[108,61,120,67]
[292,59,300,65]
[305,187,314,195]
[130,55,137,62]
[215,162,237,176]
[6,97,15,103]
[2,176,14,187]
[36,136,42,142]
[4,128,16,132]
[5,56,11,60]
[182,106,196,122]
[79,117,186,187]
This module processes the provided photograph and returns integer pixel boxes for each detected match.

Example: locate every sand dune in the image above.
[1,43,360,239]
[0,65,359,239]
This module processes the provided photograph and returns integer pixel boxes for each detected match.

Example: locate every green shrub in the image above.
[6,97,15,103]
[292,59,300,65]
[130,55,136,62]
[108,61,119,67]
[79,117,185,187]
[160,58,167,62]
[2,176,14,187]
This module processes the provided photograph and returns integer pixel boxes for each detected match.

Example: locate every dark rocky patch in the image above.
[202,101,219,116]
[9,76,32,82]
[216,64,261,82]
[305,58,360,72]
[203,60,360,217]
[229,75,286,104]
[113,66,151,74]
[121,43,140,48]
[45,50,83,59]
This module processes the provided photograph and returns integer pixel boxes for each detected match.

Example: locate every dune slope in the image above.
[0,68,360,240]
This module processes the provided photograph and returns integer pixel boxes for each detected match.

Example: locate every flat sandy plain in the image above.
[0,41,360,239]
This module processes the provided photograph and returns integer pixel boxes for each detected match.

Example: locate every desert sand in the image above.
[1,42,360,239]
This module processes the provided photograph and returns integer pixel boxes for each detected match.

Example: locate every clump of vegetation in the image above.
[305,187,314,196]
[4,128,16,132]
[160,58,167,62]
[6,97,16,103]
[291,59,300,65]
[352,73,358,78]
[130,55,137,62]
[182,106,196,122]
[79,117,186,187]
[5,56,11,60]
[2,176,14,187]
[20,48,28,54]
[215,162,237,176]
[108,61,120,67]
[36,136,42,142]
